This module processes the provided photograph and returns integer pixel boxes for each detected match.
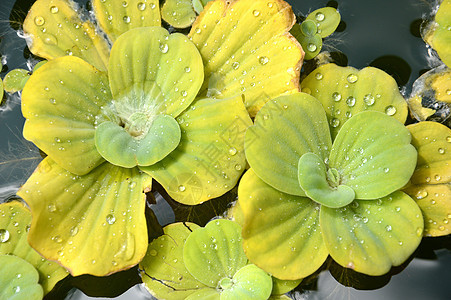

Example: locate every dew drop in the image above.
[178,185,186,192]
[435,174,441,181]
[307,43,317,52]
[315,73,323,80]
[315,12,325,22]
[416,227,423,237]
[50,6,59,14]
[234,164,242,171]
[106,214,116,225]
[438,148,445,154]
[137,2,146,10]
[347,74,358,83]
[181,90,187,97]
[253,10,260,17]
[49,98,56,104]
[446,136,451,143]
[159,43,168,53]
[385,105,397,116]
[385,225,392,232]
[47,203,57,212]
[228,147,237,156]
[184,67,191,73]
[70,226,79,236]
[363,94,375,106]
[332,92,342,102]
[259,56,269,65]
[384,167,390,173]
[0,229,10,243]
[122,1,128,7]
[232,62,240,69]
[34,16,45,26]
[13,286,20,293]
[330,118,340,128]
[439,225,445,231]
[123,16,131,24]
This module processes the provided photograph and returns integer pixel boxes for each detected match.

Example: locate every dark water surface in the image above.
[0,0,450,299]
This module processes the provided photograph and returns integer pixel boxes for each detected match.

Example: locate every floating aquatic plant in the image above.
[140,219,280,299]
[0,201,68,294]
[2,61,46,94]
[290,7,341,60]
[239,92,423,279]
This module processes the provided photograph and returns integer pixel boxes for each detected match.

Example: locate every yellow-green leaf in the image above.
[0,201,68,294]
[140,222,207,300]
[161,0,196,28]
[320,192,423,276]
[23,0,110,71]
[141,96,251,205]
[17,158,152,276]
[301,63,408,138]
[240,169,327,280]
[3,69,30,93]
[92,0,161,44]
[188,0,304,116]
[22,56,111,176]
[305,7,341,38]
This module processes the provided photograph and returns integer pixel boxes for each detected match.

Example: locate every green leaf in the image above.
[141,96,251,205]
[92,0,161,43]
[298,152,355,208]
[108,27,204,118]
[192,0,212,14]
[3,69,30,93]
[32,60,47,72]
[300,64,408,138]
[305,7,341,38]
[245,93,332,196]
[17,158,152,277]
[0,201,68,294]
[23,0,110,71]
[320,192,424,276]
[220,264,272,300]
[162,0,196,28]
[140,222,208,300]
[183,219,248,287]
[271,277,301,296]
[188,0,303,116]
[239,169,328,280]
[0,255,43,300]
[186,288,220,300]
[407,121,451,185]
[424,0,451,67]
[95,114,181,168]
[290,22,322,60]
[329,111,417,200]
[22,56,111,175]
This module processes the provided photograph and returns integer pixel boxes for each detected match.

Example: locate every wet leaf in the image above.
[407,121,451,185]
[140,222,207,300]
[271,276,301,295]
[0,255,43,300]
[95,115,181,168]
[17,158,152,276]
[407,96,436,121]
[141,96,251,205]
[108,27,203,118]
[245,93,331,197]
[92,0,160,43]
[404,121,451,237]
[423,0,451,67]
[161,0,196,28]
[183,219,247,287]
[185,288,219,299]
[192,0,213,14]
[298,152,355,208]
[188,0,304,116]
[305,7,341,38]
[22,56,111,175]
[23,0,110,71]
[3,69,30,93]
[32,60,47,72]
[0,201,68,294]
[290,22,322,60]
[329,111,417,200]
[239,169,328,280]
[220,264,272,300]
[301,63,408,138]
[320,192,424,276]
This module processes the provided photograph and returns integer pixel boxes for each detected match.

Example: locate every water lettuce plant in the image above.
[0,201,68,294]
[239,91,423,279]
[16,0,303,277]
[140,219,288,299]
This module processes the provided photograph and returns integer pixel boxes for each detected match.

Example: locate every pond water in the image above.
[0,0,450,299]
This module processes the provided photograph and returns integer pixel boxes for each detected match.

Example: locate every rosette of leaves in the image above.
[19,24,251,277]
[423,0,451,67]
[403,122,451,237]
[239,92,423,280]
[0,201,68,295]
[140,219,278,299]
[290,7,341,60]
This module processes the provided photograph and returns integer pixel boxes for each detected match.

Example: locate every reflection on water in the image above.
[0,0,450,299]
